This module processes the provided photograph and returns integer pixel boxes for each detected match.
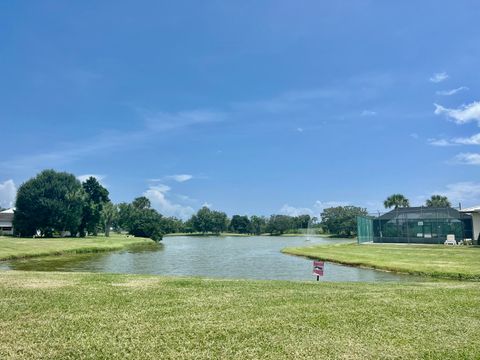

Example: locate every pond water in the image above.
[1,236,422,282]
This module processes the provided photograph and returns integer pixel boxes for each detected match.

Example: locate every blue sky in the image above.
[1,1,480,218]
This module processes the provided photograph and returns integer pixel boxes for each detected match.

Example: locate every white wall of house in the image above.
[472,213,480,245]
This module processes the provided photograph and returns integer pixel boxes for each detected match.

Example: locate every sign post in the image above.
[313,260,324,281]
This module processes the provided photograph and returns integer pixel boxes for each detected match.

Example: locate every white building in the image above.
[0,208,14,235]
[460,206,480,244]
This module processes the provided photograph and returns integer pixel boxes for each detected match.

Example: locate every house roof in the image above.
[459,206,480,213]
[0,208,14,214]
[378,206,471,221]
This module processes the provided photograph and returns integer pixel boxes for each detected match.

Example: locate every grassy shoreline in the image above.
[283,243,480,280]
[0,234,153,261]
[0,271,479,359]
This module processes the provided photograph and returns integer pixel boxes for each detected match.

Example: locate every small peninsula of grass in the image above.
[0,234,153,261]
[0,271,479,359]
[282,242,480,280]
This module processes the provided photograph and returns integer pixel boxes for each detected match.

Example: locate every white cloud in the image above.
[429,72,449,83]
[145,110,225,131]
[434,181,480,205]
[428,133,480,147]
[427,138,454,147]
[279,200,349,218]
[77,174,106,183]
[167,174,193,183]
[279,204,314,217]
[410,133,419,139]
[436,86,468,96]
[434,101,480,125]
[0,180,17,208]
[296,127,304,133]
[361,110,377,116]
[144,184,195,220]
[452,133,480,145]
[149,174,194,183]
[453,153,480,165]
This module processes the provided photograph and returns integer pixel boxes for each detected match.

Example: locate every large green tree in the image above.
[80,177,110,236]
[292,215,312,230]
[383,194,410,209]
[249,215,267,235]
[425,195,451,208]
[190,207,228,234]
[320,206,368,237]
[266,215,292,235]
[229,215,251,234]
[117,197,163,241]
[13,170,86,237]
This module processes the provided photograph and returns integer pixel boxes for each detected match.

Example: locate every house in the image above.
[357,207,474,244]
[0,208,14,235]
[459,206,480,244]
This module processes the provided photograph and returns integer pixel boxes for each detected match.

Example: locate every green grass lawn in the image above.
[283,243,480,280]
[0,234,152,261]
[0,271,478,359]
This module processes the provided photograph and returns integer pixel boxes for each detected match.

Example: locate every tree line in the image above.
[10,170,454,240]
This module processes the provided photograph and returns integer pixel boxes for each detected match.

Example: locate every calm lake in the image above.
[1,235,422,282]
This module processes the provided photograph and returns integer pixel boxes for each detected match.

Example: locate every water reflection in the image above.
[2,236,422,282]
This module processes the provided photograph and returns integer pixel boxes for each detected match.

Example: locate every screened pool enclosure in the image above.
[357,207,473,244]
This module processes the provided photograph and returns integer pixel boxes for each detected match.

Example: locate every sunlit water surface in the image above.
[1,236,423,282]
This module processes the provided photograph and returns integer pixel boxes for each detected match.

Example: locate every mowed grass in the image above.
[0,234,152,261]
[283,243,480,280]
[0,271,479,359]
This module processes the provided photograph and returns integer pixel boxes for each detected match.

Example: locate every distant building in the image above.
[357,207,475,244]
[0,208,14,235]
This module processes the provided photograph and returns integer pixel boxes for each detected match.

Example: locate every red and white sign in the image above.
[313,261,324,276]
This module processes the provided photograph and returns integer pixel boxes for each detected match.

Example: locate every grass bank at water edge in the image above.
[0,234,153,261]
[283,242,480,280]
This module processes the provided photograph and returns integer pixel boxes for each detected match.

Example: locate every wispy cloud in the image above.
[145,110,225,131]
[144,184,195,219]
[428,133,480,147]
[149,174,194,183]
[0,180,17,208]
[434,101,480,125]
[1,109,225,172]
[452,133,480,145]
[166,174,193,183]
[433,181,480,205]
[361,110,377,116]
[429,72,449,83]
[232,88,342,114]
[453,153,480,165]
[279,200,349,217]
[427,138,455,147]
[436,86,468,96]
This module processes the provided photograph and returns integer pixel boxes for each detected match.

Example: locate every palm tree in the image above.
[425,195,451,208]
[384,194,410,209]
